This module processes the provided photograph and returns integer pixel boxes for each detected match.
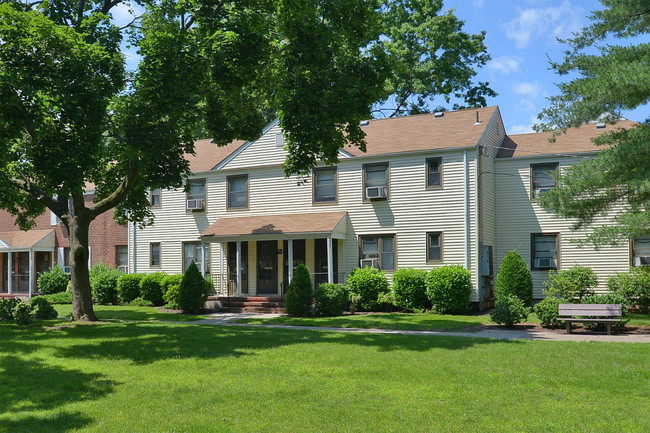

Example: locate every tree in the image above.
[375,0,495,117]
[0,0,387,321]
[285,263,313,316]
[494,249,533,308]
[536,0,650,246]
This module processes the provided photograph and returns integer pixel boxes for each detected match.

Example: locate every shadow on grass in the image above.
[34,322,521,365]
[0,356,114,433]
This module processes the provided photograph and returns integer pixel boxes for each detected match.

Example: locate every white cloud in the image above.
[513,81,542,97]
[509,115,539,134]
[504,1,585,49]
[487,56,522,74]
[517,98,537,112]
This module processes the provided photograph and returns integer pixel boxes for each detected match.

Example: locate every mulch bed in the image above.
[464,321,650,335]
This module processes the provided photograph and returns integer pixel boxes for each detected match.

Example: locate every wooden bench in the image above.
[558,304,622,335]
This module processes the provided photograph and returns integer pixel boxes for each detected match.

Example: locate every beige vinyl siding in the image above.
[220,124,289,170]
[494,156,629,298]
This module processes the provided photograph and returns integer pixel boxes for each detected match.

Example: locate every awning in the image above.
[0,229,56,250]
[201,212,348,241]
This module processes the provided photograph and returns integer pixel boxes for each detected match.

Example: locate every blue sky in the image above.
[113,0,647,135]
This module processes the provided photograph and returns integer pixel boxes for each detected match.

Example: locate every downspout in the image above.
[132,221,137,274]
[463,150,470,269]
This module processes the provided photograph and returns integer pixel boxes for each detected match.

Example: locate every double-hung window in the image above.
[184,242,210,274]
[360,235,395,270]
[116,246,128,272]
[632,237,650,266]
[363,163,389,200]
[531,163,559,199]
[227,175,248,209]
[150,188,161,207]
[187,179,206,211]
[531,234,558,270]
[426,158,442,188]
[427,232,442,262]
[150,243,161,267]
[313,168,337,203]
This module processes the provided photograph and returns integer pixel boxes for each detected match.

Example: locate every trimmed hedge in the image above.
[117,273,143,303]
[31,292,73,304]
[37,266,69,295]
[426,264,472,314]
[608,267,650,313]
[140,272,167,306]
[495,249,533,307]
[90,264,120,305]
[347,267,389,311]
[314,283,348,316]
[392,268,428,311]
[545,266,597,302]
[286,264,313,316]
[162,274,184,310]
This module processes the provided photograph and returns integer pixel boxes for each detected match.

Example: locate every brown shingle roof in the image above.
[344,106,499,156]
[186,138,247,172]
[0,230,55,248]
[498,120,638,158]
[201,212,347,238]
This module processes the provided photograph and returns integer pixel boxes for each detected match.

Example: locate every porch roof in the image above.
[201,212,348,241]
[0,229,56,250]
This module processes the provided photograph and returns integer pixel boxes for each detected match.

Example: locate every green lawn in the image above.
[1,321,648,433]
[237,312,650,331]
[53,305,206,322]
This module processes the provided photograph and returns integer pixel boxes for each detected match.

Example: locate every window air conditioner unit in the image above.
[535,257,554,268]
[366,187,387,199]
[634,256,650,266]
[117,265,128,273]
[186,199,205,210]
[535,188,552,196]
[63,266,71,273]
[360,258,380,269]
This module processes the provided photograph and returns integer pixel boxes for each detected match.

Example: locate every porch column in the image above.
[219,243,224,294]
[28,249,34,298]
[236,241,242,297]
[327,236,333,284]
[7,252,12,295]
[201,243,206,278]
[288,239,294,283]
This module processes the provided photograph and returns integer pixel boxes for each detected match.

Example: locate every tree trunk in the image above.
[67,214,98,321]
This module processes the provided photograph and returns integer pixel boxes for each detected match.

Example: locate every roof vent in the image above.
[359,120,370,127]
[434,112,444,118]
[596,122,606,129]
[474,110,481,125]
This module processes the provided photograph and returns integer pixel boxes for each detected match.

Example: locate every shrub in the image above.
[31,292,73,305]
[545,266,597,302]
[117,273,143,303]
[126,297,154,307]
[89,263,120,305]
[348,294,361,314]
[178,262,209,314]
[495,249,533,307]
[608,267,650,313]
[392,268,429,311]
[314,283,349,316]
[36,266,69,295]
[490,295,530,326]
[0,298,22,321]
[426,264,472,314]
[162,274,184,310]
[30,297,58,320]
[13,303,34,325]
[346,267,389,311]
[377,291,395,312]
[140,272,167,306]
[533,293,566,328]
[581,293,628,330]
[286,264,313,316]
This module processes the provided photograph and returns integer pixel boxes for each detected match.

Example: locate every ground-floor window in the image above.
[427,232,442,262]
[183,242,210,274]
[633,237,650,266]
[359,235,395,270]
[150,243,160,267]
[531,233,558,270]
[116,245,128,272]
[227,242,248,294]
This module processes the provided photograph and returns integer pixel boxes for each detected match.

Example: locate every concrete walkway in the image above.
[194,312,650,343]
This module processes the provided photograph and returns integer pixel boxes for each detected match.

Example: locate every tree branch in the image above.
[77,0,87,25]
[389,92,412,118]
[10,176,64,215]
[89,161,140,218]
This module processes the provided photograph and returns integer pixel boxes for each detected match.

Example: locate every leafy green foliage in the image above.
[30,292,73,305]
[347,267,389,312]
[534,294,566,328]
[544,266,598,302]
[162,274,184,310]
[140,272,168,306]
[117,273,144,304]
[391,268,429,311]
[285,264,313,316]
[581,292,629,330]
[178,262,209,314]
[348,293,361,315]
[36,266,70,295]
[30,297,58,321]
[13,303,34,325]
[89,264,120,305]
[608,267,650,313]
[425,264,472,314]
[536,1,650,245]
[314,283,349,317]
[490,295,529,326]
[494,249,533,307]
[125,297,154,307]
[0,298,21,321]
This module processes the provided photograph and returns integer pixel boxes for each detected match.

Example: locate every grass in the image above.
[53,305,206,322]
[0,320,648,433]
[237,311,650,331]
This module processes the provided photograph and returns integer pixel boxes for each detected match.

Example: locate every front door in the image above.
[257,241,278,295]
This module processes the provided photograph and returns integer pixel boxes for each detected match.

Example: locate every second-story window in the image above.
[632,237,650,266]
[187,179,206,211]
[426,158,442,188]
[313,168,337,203]
[531,163,559,199]
[227,175,248,209]
[150,188,161,207]
[363,163,389,201]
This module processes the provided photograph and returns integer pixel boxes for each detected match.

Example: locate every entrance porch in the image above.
[0,230,56,297]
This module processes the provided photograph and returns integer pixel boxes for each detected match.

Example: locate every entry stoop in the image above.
[213,296,286,314]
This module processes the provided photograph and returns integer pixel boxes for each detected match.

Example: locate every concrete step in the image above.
[218,306,286,314]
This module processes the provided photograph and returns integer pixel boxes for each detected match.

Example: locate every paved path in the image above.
[194,313,650,343]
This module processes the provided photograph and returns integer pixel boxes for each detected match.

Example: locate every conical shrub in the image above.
[495,249,533,307]
[179,262,208,314]
[286,264,313,316]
